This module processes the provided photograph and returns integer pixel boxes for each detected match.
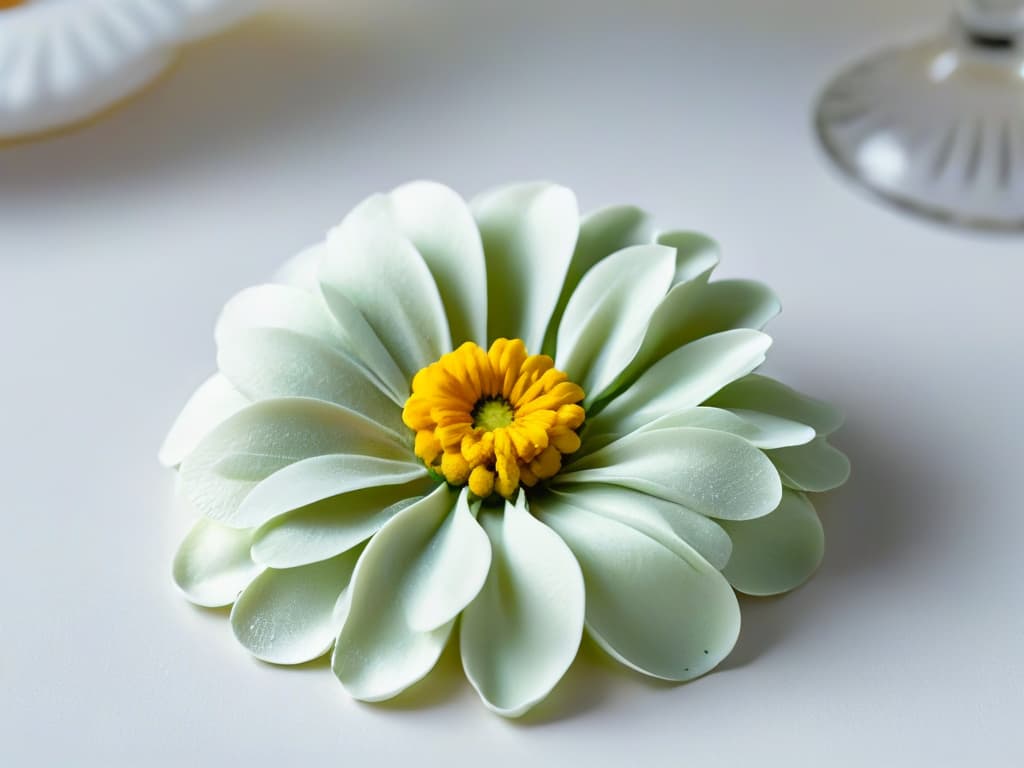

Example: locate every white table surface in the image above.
[2,0,1021,765]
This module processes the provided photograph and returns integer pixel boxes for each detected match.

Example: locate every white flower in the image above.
[0,0,262,139]
[163,181,849,717]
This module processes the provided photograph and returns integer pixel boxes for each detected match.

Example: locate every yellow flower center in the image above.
[402,339,586,499]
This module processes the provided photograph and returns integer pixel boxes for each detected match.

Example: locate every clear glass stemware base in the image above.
[816,8,1024,230]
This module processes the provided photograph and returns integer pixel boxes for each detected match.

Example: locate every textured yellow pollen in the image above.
[402,339,586,498]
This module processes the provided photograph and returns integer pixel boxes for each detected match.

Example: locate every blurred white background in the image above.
[1,0,1021,765]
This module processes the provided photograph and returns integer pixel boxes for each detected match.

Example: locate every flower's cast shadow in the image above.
[359,636,470,712]
[182,606,669,722]
[516,634,678,725]
[360,631,666,725]
[722,414,948,670]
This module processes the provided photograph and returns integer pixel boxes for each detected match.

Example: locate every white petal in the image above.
[542,205,655,353]
[214,283,339,352]
[609,278,781,395]
[217,327,405,434]
[720,490,824,596]
[559,427,782,521]
[472,182,579,353]
[724,409,816,449]
[172,518,261,608]
[251,479,433,569]
[218,278,409,402]
[403,489,491,633]
[656,231,720,284]
[768,437,851,492]
[230,549,360,665]
[554,230,720,401]
[556,244,676,398]
[159,373,249,467]
[587,329,771,434]
[272,241,325,293]
[386,181,488,346]
[568,206,656,290]
[625,406,814,451]
[535,497,739,681]
[547,484,732,570]
[460,493,584,717]
[317,183,485,393]
[633,405,752,435]
[581,405,753,454]
[180,398,410,525]
[317,284,409,404]
[333,485,480,701]
[706,374,845,435]
[323,200,451,379]
[235,454,428,529]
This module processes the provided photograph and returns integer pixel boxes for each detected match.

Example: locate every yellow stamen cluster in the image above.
[402,339,586,498]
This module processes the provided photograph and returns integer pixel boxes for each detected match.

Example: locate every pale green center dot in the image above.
[472,397,515,431]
